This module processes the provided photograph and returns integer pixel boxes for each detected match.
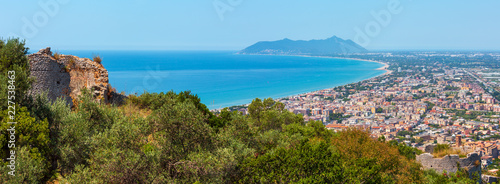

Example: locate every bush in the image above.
[0,106,51,181]
[127,91,224,130]
[239,140,342,183]
[0,147,48,184]
[332,129,423,183]
[68,57,76,69]
[388,140,423,160]
[61,90,219,183]
[65,114,151,183]
[0,38,33,109]
[423,168,476,184]
[92,55,102,63]
[247,98,303,131]
[433,144,450,153]
[58,89,122,175]
[53,52,61,60]
[431,144,467,158]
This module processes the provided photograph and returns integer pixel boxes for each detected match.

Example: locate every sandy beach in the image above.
[329,57,391,75]
[239,53,392,75]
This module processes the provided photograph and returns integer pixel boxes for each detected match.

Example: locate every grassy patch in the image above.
[68,57,76,69]
[432,146,467,158]
[93,54,102,63]
[54,52,61,60]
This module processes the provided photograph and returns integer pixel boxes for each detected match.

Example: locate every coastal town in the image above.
[225,51,500,177]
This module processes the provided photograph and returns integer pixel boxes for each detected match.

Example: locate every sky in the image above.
[1,0,499,51]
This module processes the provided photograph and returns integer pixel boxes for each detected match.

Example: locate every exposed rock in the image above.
[38,47,53,56]
[28,47,125,106]
[424,144,436,153]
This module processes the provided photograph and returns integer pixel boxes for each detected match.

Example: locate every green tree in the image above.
[388,140,422,160]
[0,38,33,109]
[208,107,234,133]
[0,106,51,181]
[25,94,70,176]
[0,146,47,184]
[58,89,123,175]
[248,98,302,131]
[150,100,216,182]
[239,140,342,183]
[332,129,424,183]
[65,112,154,183]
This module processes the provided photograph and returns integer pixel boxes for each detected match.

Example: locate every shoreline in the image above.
[355,58,391,75]
[237,53,392,75]
[331,57,391,75]
[214,54,392,111]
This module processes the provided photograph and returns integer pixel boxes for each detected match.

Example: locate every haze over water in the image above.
[61,50,384,109]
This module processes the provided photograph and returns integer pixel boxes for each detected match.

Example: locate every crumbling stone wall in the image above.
[28,48,73,105]
[417,152,481,178]
[28,47,124,106]
[424,144,436,153]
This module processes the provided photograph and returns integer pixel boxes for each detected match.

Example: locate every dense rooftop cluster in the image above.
[228,51,500,179]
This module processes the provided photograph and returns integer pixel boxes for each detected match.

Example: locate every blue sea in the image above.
[60,51,384,109]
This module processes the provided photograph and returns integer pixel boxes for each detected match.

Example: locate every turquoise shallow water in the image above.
[60,50,384,109]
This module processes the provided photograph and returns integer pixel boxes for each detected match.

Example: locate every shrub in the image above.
[433,144,450,153]
[68,57,76,69]
[0,147,48,184]
[63,65,70,72]
[93,55,102,64]
[53,52,61,60]
[239,140,343,183]
[247,98,303,131]
[0,106,50,159]
[388,140,423,160]
[332,129,424,183]
[432,145,467,158]
[58,89,122,174]
[0,106,51,182]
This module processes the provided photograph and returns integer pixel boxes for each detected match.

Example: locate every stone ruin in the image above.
[417,152,482,182]
[417,152,482,174]
[28,47,125,106]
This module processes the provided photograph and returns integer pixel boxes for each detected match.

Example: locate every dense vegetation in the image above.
[0,38,479,183]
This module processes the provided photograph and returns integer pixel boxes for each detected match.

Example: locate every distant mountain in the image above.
[238,36,367,55]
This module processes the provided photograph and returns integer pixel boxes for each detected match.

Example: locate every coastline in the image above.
[330,57,391,75]
[344,58,391,75]
[236,53,391,75]
[216,53,392,110]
